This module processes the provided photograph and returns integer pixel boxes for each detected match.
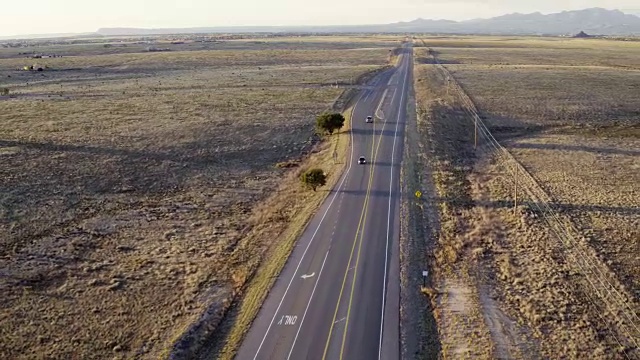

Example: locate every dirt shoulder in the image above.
[399,54,441,359]
[412,61,499,359]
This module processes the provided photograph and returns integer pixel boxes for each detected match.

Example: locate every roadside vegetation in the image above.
[0,35,397,359]
[300,168,328,191]
[411,37,639,358]
[413,55,497,359]
[315,112,346,135]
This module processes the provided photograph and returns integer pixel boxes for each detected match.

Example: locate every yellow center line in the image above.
[321,67,398,360]
[321,82,389,360]
[338,85,393,358]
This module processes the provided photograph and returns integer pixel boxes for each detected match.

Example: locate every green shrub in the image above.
[300,168,327,191]
[316,112,345,135]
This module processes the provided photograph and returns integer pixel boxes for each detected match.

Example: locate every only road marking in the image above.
[277,315,298,326]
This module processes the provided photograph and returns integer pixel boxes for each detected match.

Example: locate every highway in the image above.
[235,41,413,360]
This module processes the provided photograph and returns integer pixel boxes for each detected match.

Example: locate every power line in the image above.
[425,46,639,355]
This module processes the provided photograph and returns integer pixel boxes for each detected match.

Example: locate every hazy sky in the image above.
[1,0,639,36]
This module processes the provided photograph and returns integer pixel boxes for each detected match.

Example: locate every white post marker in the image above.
[422,270,429,287]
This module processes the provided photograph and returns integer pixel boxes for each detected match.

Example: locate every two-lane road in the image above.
[236,42,413,360]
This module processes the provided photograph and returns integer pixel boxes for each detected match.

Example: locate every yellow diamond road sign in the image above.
[415,190,422,198]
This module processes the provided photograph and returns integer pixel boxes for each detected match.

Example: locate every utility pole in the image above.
[513,163,518,213]
[474,116,478,150]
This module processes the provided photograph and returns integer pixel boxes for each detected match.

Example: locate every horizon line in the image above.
[1,6,638,40]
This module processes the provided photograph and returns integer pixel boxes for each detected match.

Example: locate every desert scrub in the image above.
[0,35,395,359]
[421,35,640,358]
[413,59,495,358]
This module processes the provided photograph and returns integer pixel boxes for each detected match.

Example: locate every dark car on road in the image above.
[358,156,366,164]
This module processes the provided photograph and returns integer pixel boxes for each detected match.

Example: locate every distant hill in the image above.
[448,8,640,35]
[0,32,97,40]
[2,7,639,40]
[621,9,640,17]
[96,8,640,36]
[573,31,593,38]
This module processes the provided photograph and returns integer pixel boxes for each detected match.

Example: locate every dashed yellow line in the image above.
[339,95,391,358]
[321,104,377,360]
[321,78,394,360]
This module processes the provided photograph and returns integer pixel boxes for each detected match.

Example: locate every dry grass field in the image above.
[0,35,396,359]
[413,37,639,358]
[0,35,401,59]
[424,37,640,295]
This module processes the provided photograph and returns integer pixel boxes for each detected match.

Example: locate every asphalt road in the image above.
[235,42,413,360]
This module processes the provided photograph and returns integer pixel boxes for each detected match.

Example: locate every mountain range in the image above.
[96,8,640,36]
[2,8,639,40]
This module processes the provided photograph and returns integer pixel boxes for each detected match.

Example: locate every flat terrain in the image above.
[236,42,412,360]
[427,37,640,296]
[412,37,639,358]
[0,35,396,359]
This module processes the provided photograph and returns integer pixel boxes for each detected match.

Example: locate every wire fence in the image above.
[424,45,639,357]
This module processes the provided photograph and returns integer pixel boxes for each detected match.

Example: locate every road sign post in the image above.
[422,270,428,287]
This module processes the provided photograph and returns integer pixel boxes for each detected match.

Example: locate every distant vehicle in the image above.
[365,116,373,123]
[358,156,366,164]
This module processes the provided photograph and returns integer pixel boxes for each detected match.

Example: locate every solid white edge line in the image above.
[329,70,393,357]
[365,76,383,102]
[286,250,331,360]
[364,89,373,103]
[375,89,389,120]
[378,48,410,360]
[387,73,395,86]
[251,89,363,360]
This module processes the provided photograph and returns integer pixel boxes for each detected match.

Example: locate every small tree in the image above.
[1,88,8,96]
[300,168,327,191]
[316,112,345,135]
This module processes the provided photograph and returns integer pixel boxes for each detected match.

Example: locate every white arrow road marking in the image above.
[300,272,315,279]
[252,81,363,360]
[334,317,346,324]
[374,89,388,120]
